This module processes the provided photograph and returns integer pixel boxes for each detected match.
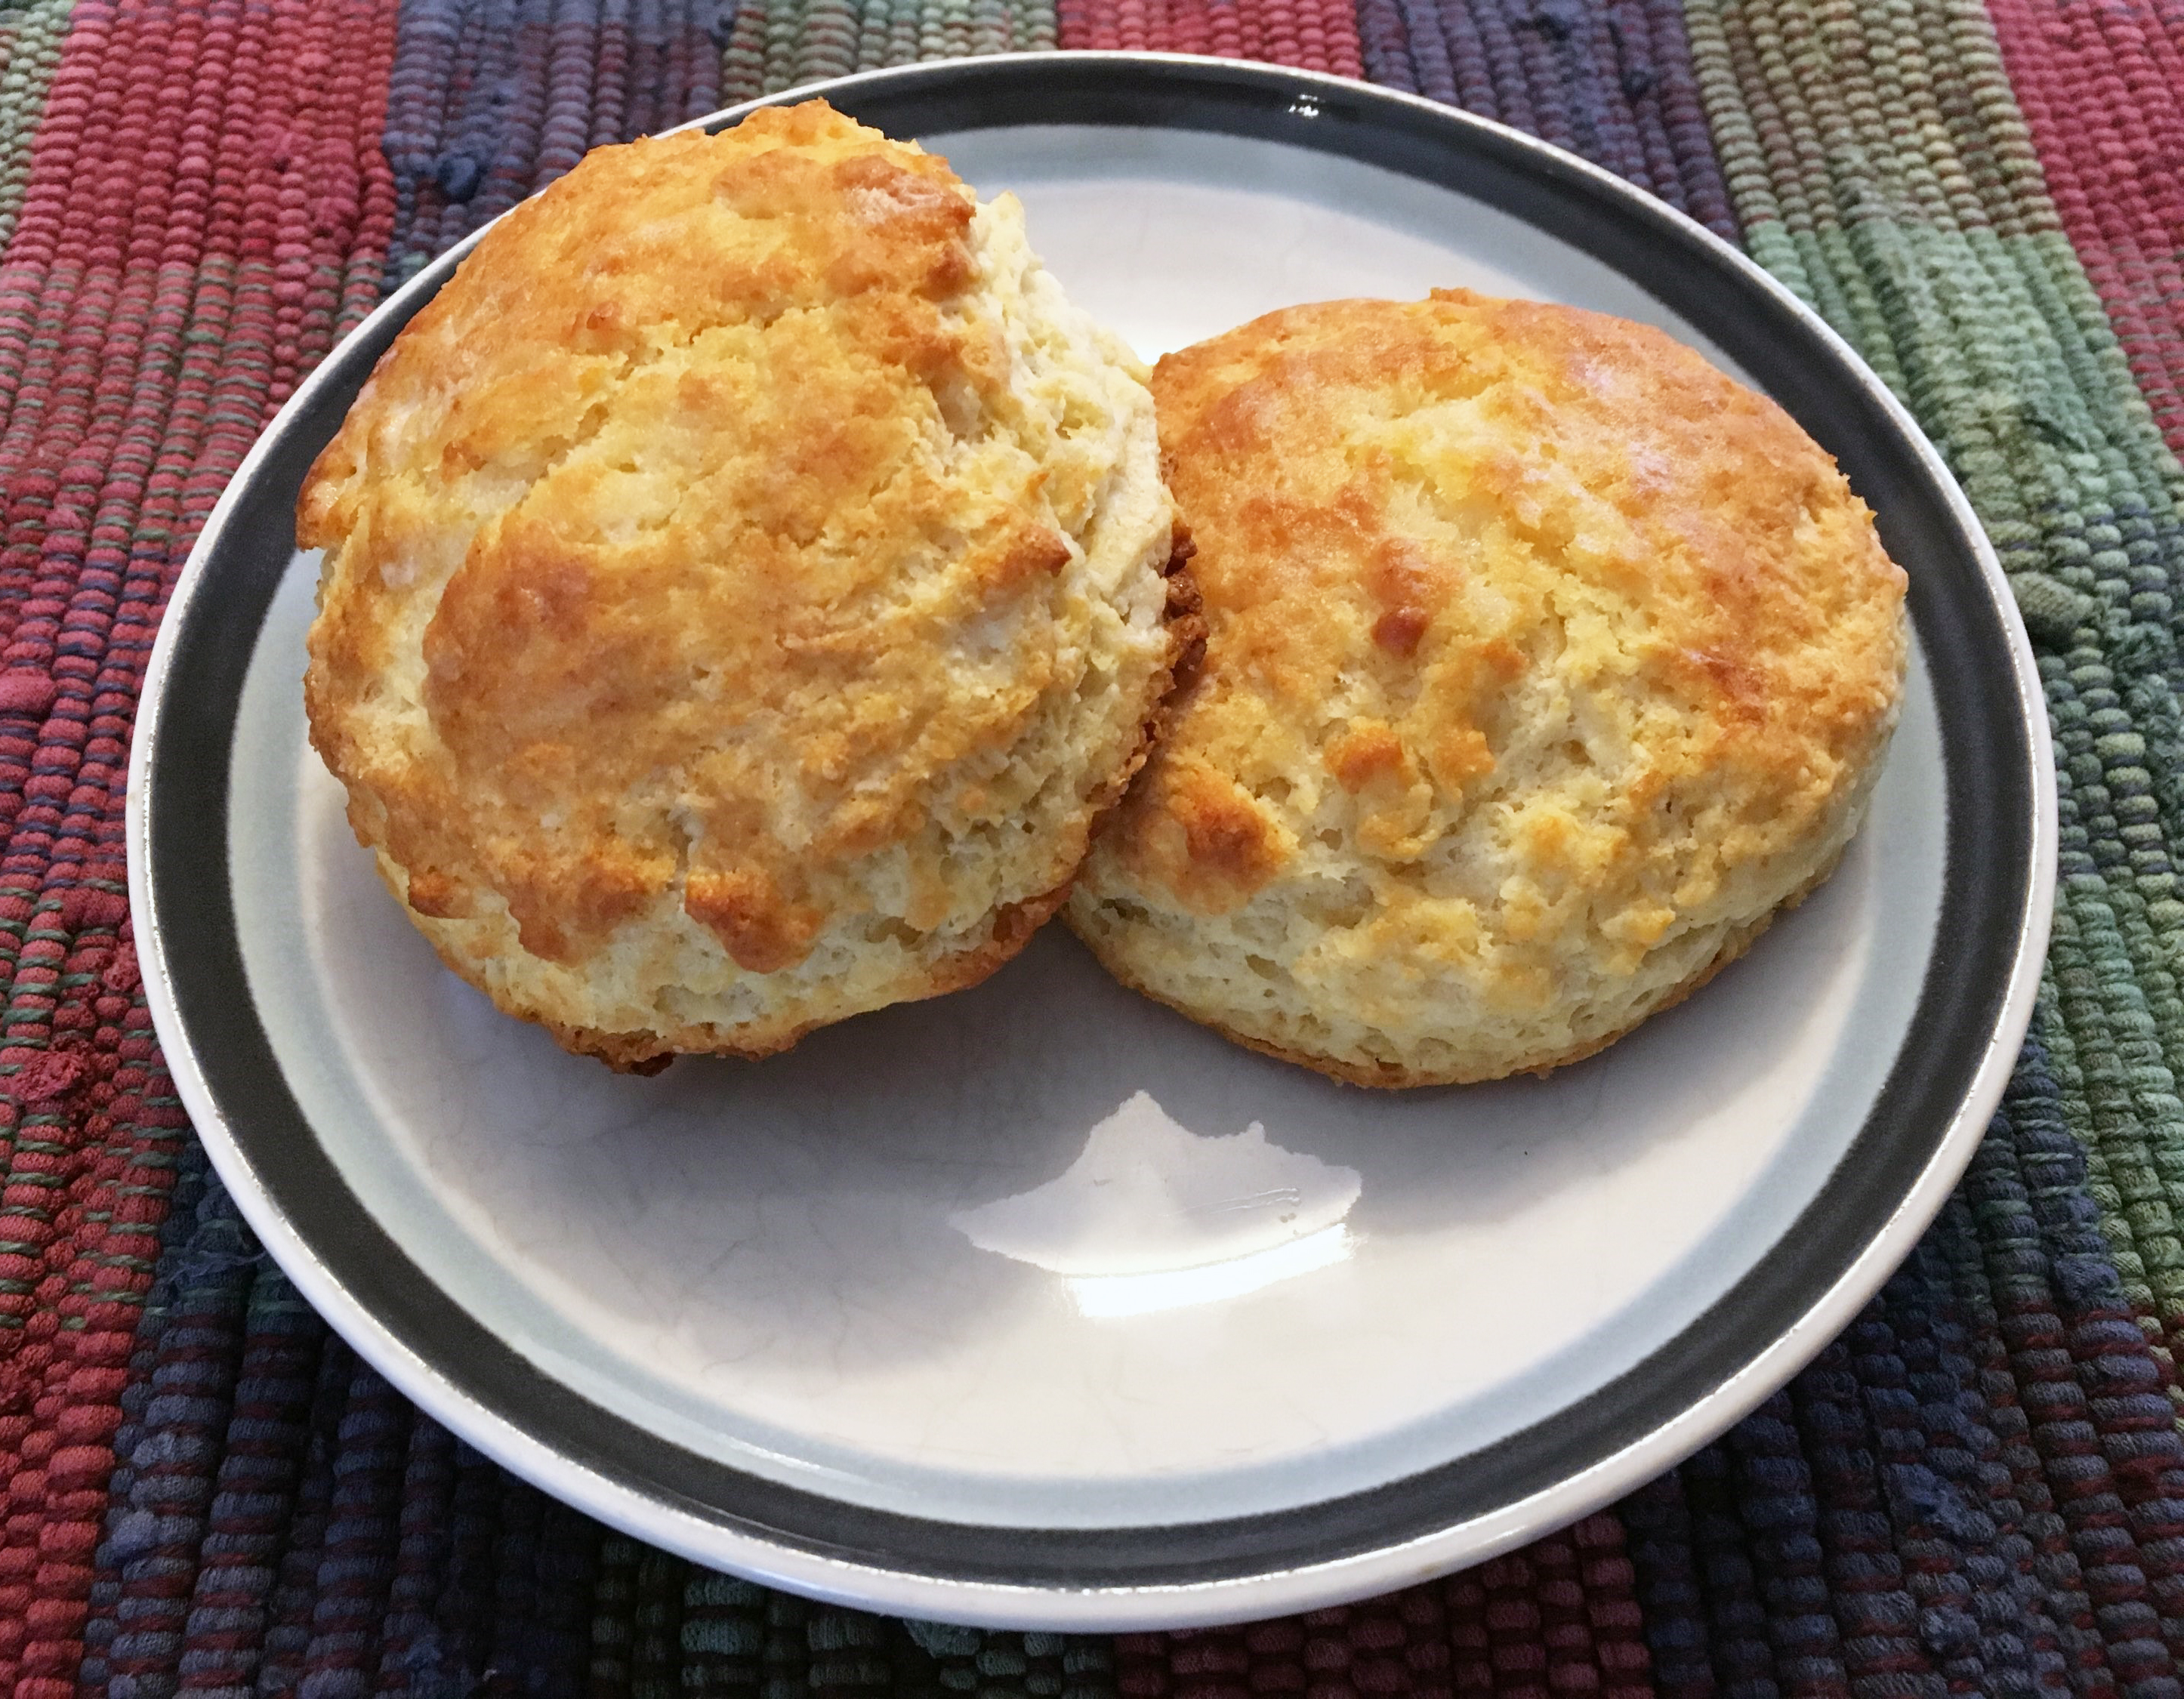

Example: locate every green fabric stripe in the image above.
[720,0,1053,102]
[1686,0,2184,1352]
[0,0,74,255]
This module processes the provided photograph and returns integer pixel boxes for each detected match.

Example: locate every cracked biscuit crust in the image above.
[1066,291,1908,1087]
[301,102,1185,1068]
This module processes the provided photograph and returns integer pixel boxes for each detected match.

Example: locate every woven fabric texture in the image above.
[2,0,2182,1692]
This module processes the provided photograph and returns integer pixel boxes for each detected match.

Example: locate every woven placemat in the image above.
[4,0,2182,1691]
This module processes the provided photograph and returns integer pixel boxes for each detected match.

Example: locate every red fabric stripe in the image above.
[1112,1516,1654,1699]
[1988,0,2184,458]
[0,0,396,1689]
[1056,0,1361,78]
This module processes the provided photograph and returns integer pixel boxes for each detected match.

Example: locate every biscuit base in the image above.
[510,526,1206,1075]
[538,878,1078,1075]
[1066,848,1845,1090]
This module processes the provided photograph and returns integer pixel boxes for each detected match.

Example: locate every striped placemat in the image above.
[5,0,2182,1691]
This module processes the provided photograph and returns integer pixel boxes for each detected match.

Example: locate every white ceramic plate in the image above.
[129,54,2054,1630]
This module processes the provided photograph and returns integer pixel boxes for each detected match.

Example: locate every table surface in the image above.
[3,0,2182,1693]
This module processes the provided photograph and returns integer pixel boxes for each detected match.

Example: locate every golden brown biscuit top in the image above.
[1114,290,1908,933]
[302,104,1152,973]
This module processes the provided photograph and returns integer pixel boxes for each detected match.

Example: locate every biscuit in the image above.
[301,103,1190,1070]
[1066,291,1908,1087]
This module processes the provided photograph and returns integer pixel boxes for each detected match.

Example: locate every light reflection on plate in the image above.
[1069,1226,1358,1320]
[949,1091,1364,1318]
